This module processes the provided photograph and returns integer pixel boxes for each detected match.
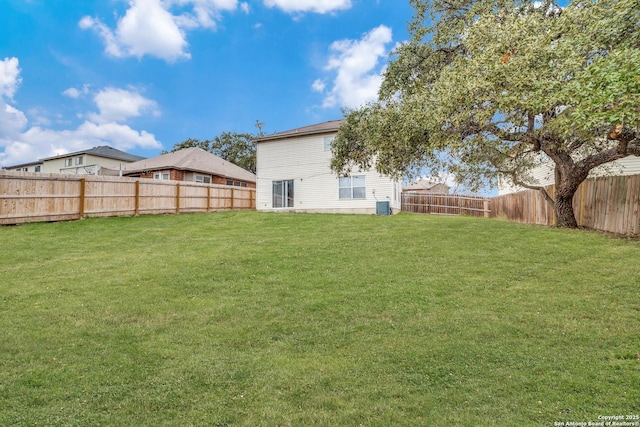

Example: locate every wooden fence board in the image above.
[401,193,490,217]
[490,174,640,236]
[0,172,256,225]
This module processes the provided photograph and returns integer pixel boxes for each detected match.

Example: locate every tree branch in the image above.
[496,168,555,207]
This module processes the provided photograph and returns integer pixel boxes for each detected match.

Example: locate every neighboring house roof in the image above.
[3,160,43,170]
[120,147,256,182]
[254,119,345,142]
[403,180,450,192]
[40,146,146,162]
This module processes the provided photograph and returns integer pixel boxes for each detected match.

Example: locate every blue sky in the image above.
[0,0,414,167]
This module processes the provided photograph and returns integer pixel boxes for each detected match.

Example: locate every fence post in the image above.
[207,186,211,212]
[79,177,86,218]
[230,187,234,210]
[484,199,490,218]
[176,183,180,213]
[135,180,140,215]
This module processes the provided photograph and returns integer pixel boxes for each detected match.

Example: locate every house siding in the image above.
[499,155,640,195]
[256,132,401,214]
[42,154,137,175]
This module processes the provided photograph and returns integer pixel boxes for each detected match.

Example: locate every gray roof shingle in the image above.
[254,119,345,142]
[120,147,256,182]
[40,146,146,162]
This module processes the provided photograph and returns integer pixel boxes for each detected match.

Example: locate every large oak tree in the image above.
[331,0,640,227]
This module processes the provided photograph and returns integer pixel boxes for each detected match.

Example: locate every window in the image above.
[273,180,294,208]
[35,166,41,172]
[76,156,84,165]
[153,172,170,180]
[323,136,335,151]
[241,182,247,187]
[65,158,72,167]
[339,175,366,199]
[195,175,211,184]
[226,180,233,186]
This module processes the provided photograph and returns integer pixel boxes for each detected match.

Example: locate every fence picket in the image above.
[0,172,255,225]
[490,174,640,236]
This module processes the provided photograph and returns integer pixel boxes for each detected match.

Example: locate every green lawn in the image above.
[1,212,638,426]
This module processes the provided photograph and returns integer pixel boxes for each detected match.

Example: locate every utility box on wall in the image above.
[376,201,390,216]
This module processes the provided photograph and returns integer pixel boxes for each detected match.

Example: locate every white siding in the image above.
[42,154,139,175]
[257,132,401,214]
[499,155,640,195]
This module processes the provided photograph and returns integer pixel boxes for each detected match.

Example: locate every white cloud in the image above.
[240,2,250,13]
[88,87,160,124]
[0,62,162,168]
[316,25,392,109]
[80,0,239,62]
[0,104,28,136]
[169,0,238,29]
[263,0,351,14]
[0,57,22,100]
[311,79,326,93]
[63,85,91,99]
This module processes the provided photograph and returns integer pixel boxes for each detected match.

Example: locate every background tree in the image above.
[165,137,212,153]
[210,132,256,174]
[166,132,256,174]
[331,0,640,227]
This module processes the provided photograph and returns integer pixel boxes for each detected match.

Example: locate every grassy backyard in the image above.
[1,211,638,426]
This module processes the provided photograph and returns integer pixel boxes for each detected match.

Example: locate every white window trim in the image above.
[273,179,294,208]
[339,175,366,200]
[153,172,171,180]
[323,136,335,151]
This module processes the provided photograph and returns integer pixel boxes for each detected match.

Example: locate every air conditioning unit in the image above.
[376,201,390,216]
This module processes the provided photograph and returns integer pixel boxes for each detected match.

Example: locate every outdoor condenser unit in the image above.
[376,201,391,216]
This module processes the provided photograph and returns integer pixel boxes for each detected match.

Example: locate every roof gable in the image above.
[121,147,256,182]
[254,119,345,143]
[40,146,146,162]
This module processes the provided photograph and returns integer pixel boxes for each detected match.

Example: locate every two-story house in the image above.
[255,120,402,214]
[3,146,145,175]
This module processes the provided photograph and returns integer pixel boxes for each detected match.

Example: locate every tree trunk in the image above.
[553,163,589,228]
[554,192,578,228]
[552,165,583,228]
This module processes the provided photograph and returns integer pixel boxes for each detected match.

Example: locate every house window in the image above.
[273,180,294,208]
[339,175,366,199]
[226,180,233,186]
[154,172,170,180]
[324,136,335,151]
[241,182,247,187]
[35,166,41,172]
[76,156,84,165]
[195,175,211,184]
[65,158,72,167]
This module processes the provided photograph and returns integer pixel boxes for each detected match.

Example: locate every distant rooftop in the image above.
[40,146,146,162]
[254,119,345,142]
[3,160,43,169]
[120,147,256,182]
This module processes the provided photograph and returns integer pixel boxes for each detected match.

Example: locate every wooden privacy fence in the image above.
[402,192,491,217]
[490,174,640,236]
[0,172,255,225]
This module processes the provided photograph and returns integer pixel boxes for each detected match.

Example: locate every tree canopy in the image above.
[167,132,256,173]
[331,0,640,227]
